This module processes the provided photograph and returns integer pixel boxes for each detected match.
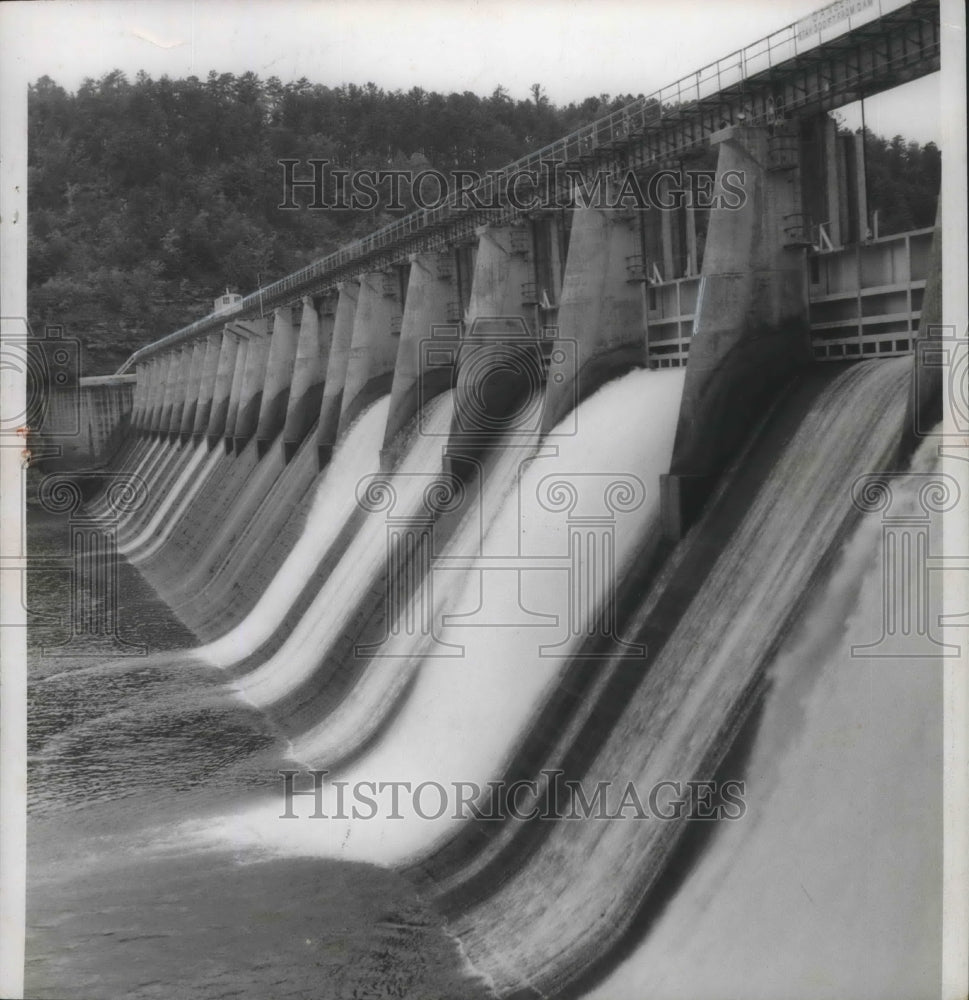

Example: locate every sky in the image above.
[1,0,943,145]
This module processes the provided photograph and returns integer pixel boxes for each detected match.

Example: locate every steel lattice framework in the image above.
[118,0,940,371]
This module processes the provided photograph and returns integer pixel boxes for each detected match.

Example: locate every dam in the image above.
[20,0,959,997]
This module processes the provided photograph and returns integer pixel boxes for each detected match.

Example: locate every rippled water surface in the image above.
[26,506,485,1000]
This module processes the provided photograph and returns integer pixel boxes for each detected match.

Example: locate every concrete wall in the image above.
[232,318,272,451]
[381,252,456,469]
[543,195,646,433]
[255,306,301,452]
[179,339,207,439]
[661,124,813,538]
[206,328,242,444]
[34,375,136,470]
[192,331,225,438]
[282,296,334,460]
[316,280,359,465]
[444,223,538,472]
[337,270,403,435]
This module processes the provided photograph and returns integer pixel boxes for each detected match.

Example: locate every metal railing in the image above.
[117,0,922,371]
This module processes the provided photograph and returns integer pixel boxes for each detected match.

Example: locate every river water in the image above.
[26,505,488,1000]
[24,359,944,1000]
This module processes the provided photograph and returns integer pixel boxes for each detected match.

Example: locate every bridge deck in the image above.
[119,0,940,370]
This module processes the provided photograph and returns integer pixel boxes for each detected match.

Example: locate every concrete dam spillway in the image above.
[24,5,949,998]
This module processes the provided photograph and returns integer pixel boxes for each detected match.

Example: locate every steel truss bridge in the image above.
[119,0,940,371]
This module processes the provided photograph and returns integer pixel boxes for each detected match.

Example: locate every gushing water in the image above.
[118,441,211,555]
[444,358,925,998]
[223,390,456,704]
[197,396,393,669]
[584,428,945,1000]
[128,445,224,563]
[175,367,686,864]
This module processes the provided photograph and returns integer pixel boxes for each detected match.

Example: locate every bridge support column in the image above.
[337,270,403,436]
[206,328,242,446]
[381,252,455,469]
[178,340,206,440]
[231,319,271,452]
[282,296,333,462]
[130,362,149,432]
[444,222,537,476]
[156,350,181,437]
[151,355,173,433]
[165,344,193,438]
[255,306,300,455]
[222,333,250,447]
[316,280,359,467]
[542,195,646,434]
[661,124,812,540]
[192,330,224,439]
[137,359,158,434]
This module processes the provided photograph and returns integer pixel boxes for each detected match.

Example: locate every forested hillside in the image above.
[27,71,940,374]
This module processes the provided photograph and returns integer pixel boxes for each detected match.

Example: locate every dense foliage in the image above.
[860,131,941,235]
[27,71,940,374]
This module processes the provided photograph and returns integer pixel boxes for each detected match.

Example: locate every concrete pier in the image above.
[222,334,250,445]
[130,362,148,431]
[255,306,300,453]
[542,197,646,434]
[316,280,359,466]
[337,270,403,435]
[156,350,181,436]
[445,223,538,474]
[150,355,171,433]
[282,296,333,461]
[232,319,272,452]
[192,330,225,439]
[206,329,242,445]
[167,343,192,438]
[661,124,813,538]
[136,358,156,433]
[381,252,455,468]
[179,339,206,440]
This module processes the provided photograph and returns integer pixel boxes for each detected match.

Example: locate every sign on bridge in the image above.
[795,0,878,42]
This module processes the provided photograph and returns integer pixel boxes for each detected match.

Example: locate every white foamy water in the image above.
[584,433,945,1000]
[103,439,171,528]
[118,441,211,555]
[196,396,393,669]
[128,445,224,563]
[179,367,685,865]
[226,390,456,703]
[91,438,160,514]
[442,359,924,998]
